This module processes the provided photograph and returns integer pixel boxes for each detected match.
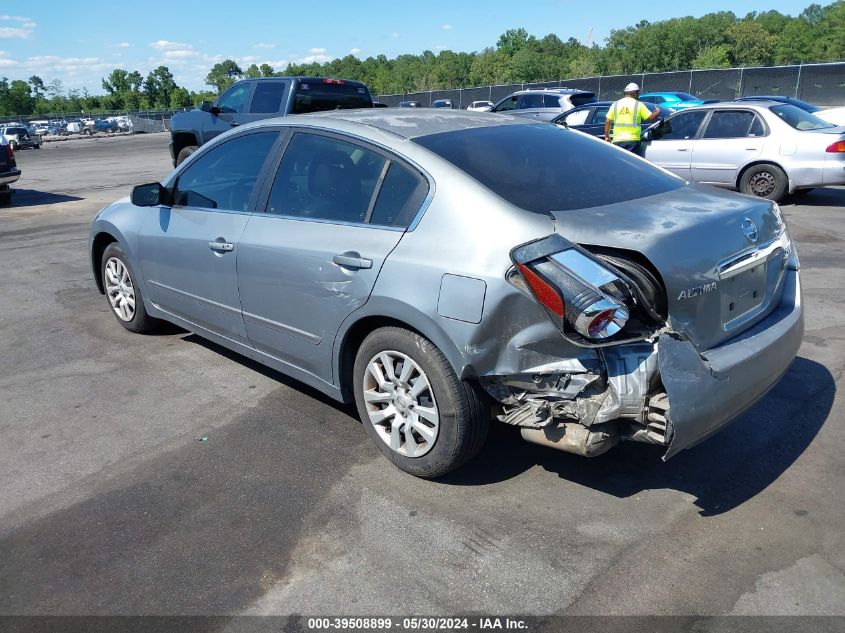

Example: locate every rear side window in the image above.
[562,109,590,126]
[569,92,597,108]
[702,111,761,139]
[520,94,544,109]
[769,104,833,130]
[370,163,428,227]
[414,124,683,214]
[291,82,372,114]
[543,94,561,107]
[174,132,278,211]
[250,82,287,113]
[266,133,427,227]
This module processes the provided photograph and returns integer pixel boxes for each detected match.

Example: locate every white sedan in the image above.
[466,101,493,112]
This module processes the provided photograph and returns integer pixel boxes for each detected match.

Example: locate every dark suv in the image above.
[169,77,374,166]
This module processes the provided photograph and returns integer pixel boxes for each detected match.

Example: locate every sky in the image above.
[0,0,816,93]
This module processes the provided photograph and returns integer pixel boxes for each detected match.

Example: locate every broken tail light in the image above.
[511,235,632,343]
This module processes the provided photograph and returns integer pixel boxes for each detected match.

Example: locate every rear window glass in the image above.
[569,93,597,107]
[769,104,834,130]
[292,82,373,114]
[673,93,698,101]
[250,82,286,113]
[414,124,683,214]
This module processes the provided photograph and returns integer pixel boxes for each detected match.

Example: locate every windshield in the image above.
[770,104,835,130]
[414,123,683,214]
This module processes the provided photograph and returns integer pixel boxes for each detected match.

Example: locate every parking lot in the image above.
[1,133,845,619]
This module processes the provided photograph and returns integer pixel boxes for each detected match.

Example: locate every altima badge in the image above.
[742,218,758,244]
[678,282,717,300]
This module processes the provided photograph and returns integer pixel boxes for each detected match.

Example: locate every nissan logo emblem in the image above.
[742,218,758,244]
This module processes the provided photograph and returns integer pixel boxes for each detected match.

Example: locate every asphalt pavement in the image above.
[1,133,844,619]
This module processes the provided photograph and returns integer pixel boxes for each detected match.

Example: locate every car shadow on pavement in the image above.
[443,356,834,517]
[181,333,360,417]
[4,189,83,208]
[785,187,845,206]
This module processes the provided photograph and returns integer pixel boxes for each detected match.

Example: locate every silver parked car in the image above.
[643,101,845,201]
[489,88,597,121]
[89,111,803,477]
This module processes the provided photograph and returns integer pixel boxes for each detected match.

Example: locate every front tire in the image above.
[101,242,159,333]
[739,164,788,202]
[353,327,488,478]
[176,145,198,166]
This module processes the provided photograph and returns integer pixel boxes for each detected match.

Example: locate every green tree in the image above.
[143,65,177,108]
[693,45,732,68]
[727,21,777,65]
[259,63,275,77]
[244,64,262,79]
[206,59,243,92]
[496,28,532,56]
[169,86,193,108]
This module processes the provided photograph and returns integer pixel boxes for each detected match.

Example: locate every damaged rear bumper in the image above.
[661,268,803,459]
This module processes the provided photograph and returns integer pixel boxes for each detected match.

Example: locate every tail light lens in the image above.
[826,140,845,153]
[511,235,632,342]
[4,143,13,161]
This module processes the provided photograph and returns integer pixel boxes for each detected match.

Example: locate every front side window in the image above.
[174,132,278,211]
[266,133,428,227]
[702,111,762,139]
[217,82,253,113]
[250,82,287,114]
[657,111,708,140]
[494,96,519,112]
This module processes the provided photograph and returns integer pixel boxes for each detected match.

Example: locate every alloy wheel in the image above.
[104,257,136,322]
[362,350,439,458]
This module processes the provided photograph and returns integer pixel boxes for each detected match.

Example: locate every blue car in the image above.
[639,92,704,110]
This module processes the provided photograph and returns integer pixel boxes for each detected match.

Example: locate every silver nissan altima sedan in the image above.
[89,110,803,478]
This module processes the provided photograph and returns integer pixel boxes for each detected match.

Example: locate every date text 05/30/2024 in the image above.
[307,617,529,630]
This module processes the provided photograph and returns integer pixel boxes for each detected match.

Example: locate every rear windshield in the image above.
[414,123,683,214]
[292,82,373,114]
[569,93,597,107]
[770,104,834,130]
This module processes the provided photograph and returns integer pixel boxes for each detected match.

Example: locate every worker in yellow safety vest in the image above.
[604,82,660,157]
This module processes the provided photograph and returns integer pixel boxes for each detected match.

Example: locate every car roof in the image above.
[284,108,535,139]
[676,101,778,111]
[236,76,369,87]
[514,88,593,95]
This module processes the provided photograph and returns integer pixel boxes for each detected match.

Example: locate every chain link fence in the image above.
[376,61,845,108]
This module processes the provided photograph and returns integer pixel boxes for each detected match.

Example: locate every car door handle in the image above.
[230,121,240,127]
[333,254,373,269]
[677,148,689,152]
[208,241,234,252]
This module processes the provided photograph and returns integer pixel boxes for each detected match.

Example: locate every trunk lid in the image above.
[551,184,790,351]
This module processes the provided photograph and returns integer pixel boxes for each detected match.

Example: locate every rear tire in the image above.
[739,164,788,202]
[101,242,160,334]
[176,145,198,166]
[353,327,488,478]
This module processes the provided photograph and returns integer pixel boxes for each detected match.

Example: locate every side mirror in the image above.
[199,100,214,112]
[131,182,170,207]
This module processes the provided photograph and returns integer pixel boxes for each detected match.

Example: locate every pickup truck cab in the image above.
[0,137,21,205]
[169,76,374,166]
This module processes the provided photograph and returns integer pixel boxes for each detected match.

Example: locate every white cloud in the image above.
[349,48,361,55]
[442,24,453,30]
[308,47,327,54]
[149,40,192,51]
[253,42,275,50]
[0,58,16,67]
[117,42,130,48]
[0,15,35,38]
[164,49,198,59]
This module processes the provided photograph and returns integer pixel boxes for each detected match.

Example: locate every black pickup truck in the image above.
[169,77,374,166]
[0,139,21,205]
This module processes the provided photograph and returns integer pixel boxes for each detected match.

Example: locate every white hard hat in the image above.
[624,82,640,92]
